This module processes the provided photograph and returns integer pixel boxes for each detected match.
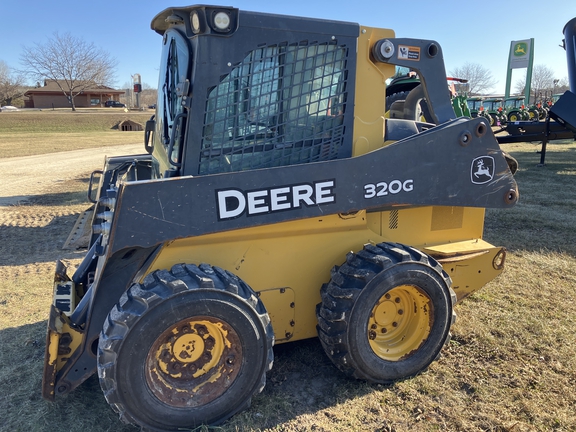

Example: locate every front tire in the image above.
[317,242,455,383]
[97,263,274,430]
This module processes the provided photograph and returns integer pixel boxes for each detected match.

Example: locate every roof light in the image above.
[191,12,200,33]
[213,11,231,31]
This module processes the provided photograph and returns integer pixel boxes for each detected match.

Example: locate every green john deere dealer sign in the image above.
[509,39,531,69]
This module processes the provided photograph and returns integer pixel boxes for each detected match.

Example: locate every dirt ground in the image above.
[0,143,142,206]
[0,143,143,277]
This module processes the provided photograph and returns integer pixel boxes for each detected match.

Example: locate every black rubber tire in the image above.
[385,90,410,112]
[317,242,455,384]
[385,91,432,122]
[488,113,496,126]
[97,263,274,430]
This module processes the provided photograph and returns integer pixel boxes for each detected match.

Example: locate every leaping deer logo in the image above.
[514,42,528,57]
[471,156,495,184]
[474,160,491,179]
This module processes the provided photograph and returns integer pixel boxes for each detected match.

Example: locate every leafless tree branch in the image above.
[20,32,116,110]
[0,60,26,106]
[449,62,496,95]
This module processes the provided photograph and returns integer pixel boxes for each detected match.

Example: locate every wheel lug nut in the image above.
[381,328,387,333]
[392,322,398,327]
[385,293,391,299]
[371,324,377,329]
[395,297,400,303]
[398,309,404,315]
[369,330,376,340]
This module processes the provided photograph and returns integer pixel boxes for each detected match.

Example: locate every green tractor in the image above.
[466,96,484,118]
[504,96,536,122]
[528,102,547,120]
[480,98,506,126]
[452,94,470,117]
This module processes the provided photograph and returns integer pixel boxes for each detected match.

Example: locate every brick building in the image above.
[24,80,124,108]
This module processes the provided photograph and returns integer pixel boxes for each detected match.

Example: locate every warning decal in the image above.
[398,45,420,61]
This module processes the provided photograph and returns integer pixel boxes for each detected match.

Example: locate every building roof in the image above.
[25,79,124,95]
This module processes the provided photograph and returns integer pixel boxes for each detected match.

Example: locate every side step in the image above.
[62,206,94,250]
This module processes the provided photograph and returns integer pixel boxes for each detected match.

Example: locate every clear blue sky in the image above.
[2,0,575,94]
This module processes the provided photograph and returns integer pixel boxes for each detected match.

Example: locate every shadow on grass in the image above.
[6,186,88,207]
[239,338,380,430]
[0,321,136,432]
[0,190,89,207]
[0,213,85,266]
[0,321,376,432]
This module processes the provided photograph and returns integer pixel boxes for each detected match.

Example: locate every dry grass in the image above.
[0,110,151,158]
[0,126,575,432]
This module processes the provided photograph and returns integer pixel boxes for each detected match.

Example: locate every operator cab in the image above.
[145,6,356,179]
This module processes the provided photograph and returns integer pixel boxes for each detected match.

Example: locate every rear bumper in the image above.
[424,239,506,303]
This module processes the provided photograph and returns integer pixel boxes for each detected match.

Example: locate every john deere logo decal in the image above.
[514,42,527,57]
[471,156,495,184]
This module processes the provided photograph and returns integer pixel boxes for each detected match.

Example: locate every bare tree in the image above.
[20,32,116,111]
[140,83,158,107]
[0,60,26,106]
[556,77,570,94]
[514,64,557,102]
[449,62,496,95]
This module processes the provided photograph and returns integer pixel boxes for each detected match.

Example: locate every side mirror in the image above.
[144,115,156,154]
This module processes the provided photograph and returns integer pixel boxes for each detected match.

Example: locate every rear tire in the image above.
[317,242,455,383]
[97,263,274,430]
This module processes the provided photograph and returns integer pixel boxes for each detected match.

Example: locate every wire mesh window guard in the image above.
[200,42,349,175]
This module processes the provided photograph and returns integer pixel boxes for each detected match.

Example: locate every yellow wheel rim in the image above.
[146,316,241,407]
[368,285,433,361]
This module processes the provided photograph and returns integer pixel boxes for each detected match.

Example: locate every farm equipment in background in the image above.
[480,97,506,126]
[385,66,432,121]
[448,78,470,117]
[452,93,471,117]
[528,102,547,120]
[385,67,468,121]
[41,5,521,431]
[503,96,533,122]
[495,17,576,165]
[467,96,484,118]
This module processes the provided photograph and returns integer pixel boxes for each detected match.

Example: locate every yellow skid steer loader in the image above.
[42,4,521,430]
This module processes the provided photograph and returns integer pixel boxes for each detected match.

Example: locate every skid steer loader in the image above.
[42,4,520,430]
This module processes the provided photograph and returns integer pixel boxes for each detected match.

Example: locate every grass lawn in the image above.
[0,111,575,431]
[0,109,151,157]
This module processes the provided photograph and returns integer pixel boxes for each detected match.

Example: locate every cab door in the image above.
[152,28,191,178]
